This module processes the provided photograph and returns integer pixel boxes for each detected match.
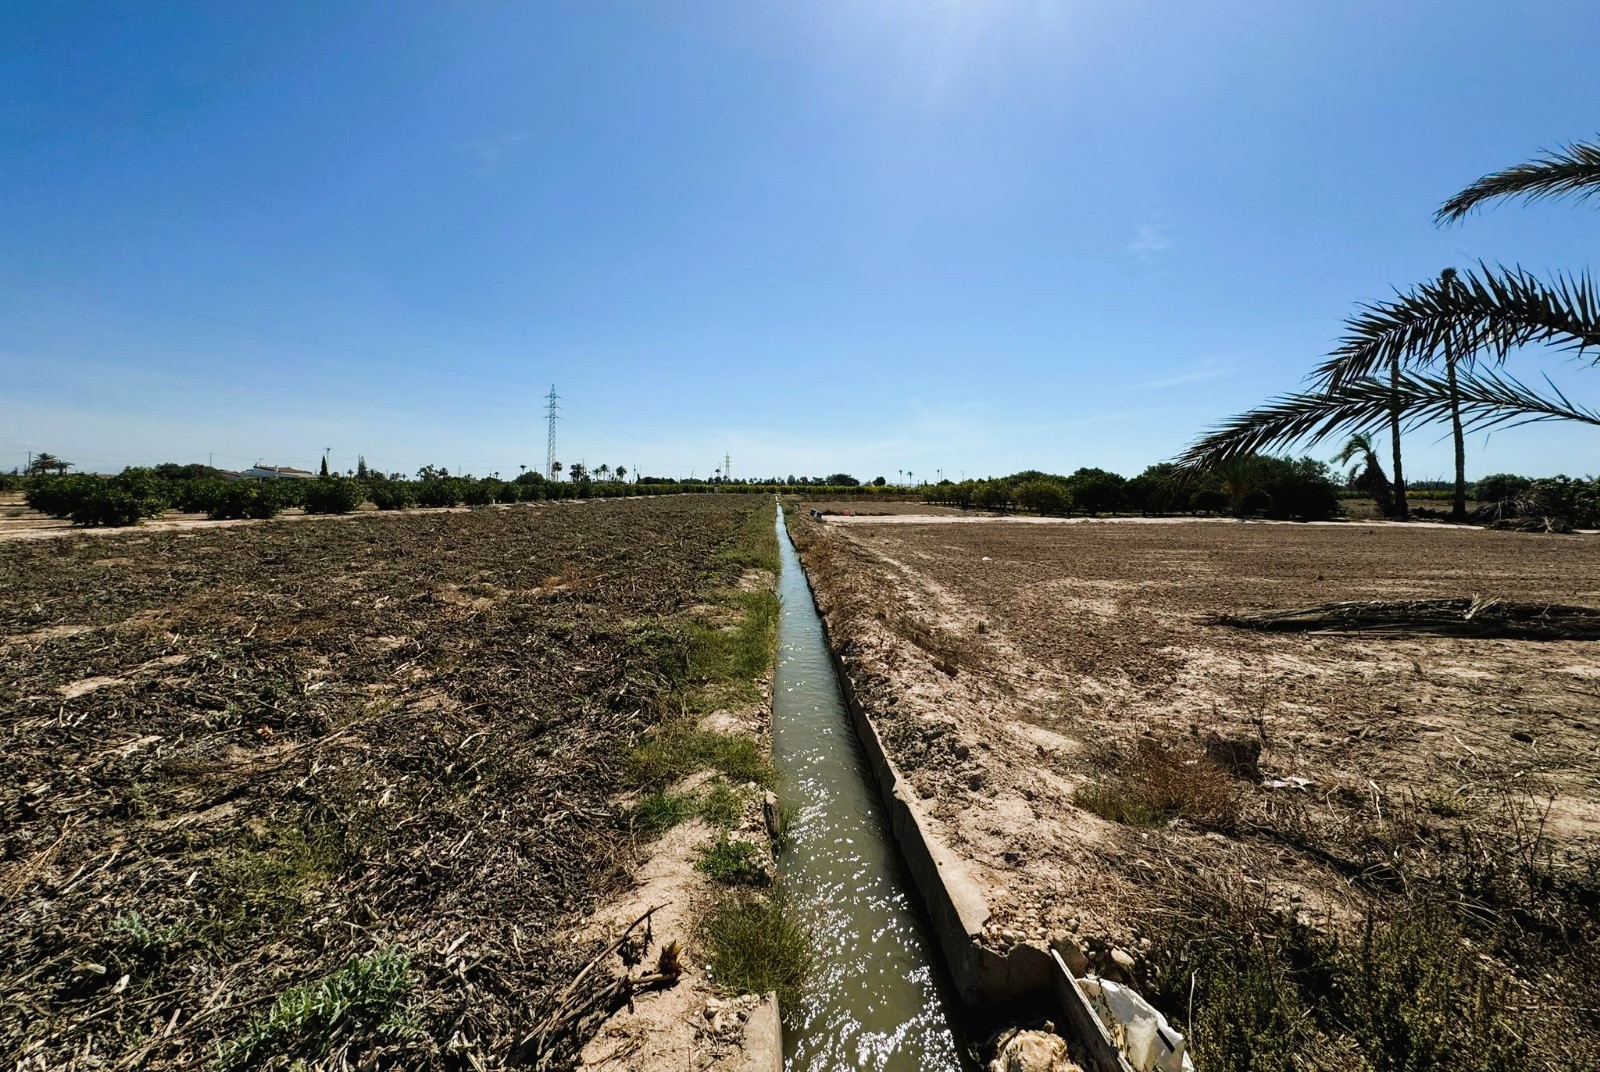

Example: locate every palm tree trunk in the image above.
[1389,355,1408,519]
[1445,344,1468,521]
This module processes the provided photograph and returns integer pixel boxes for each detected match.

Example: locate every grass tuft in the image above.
[1145,894,1527,1072]
[628,724,776,791]
[1073,737,1241,830]
[700,890,810,1008]
[629,790,697,837]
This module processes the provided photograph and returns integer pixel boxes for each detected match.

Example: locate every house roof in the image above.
[243,465,317,479]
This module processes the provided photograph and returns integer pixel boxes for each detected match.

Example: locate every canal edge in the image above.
[782,505,1134,1072]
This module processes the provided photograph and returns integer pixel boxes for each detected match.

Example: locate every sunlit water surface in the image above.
[771,507,975,1072]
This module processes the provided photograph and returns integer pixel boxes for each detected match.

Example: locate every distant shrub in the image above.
[1519,476,1600,527]
[207,483,283,520]
[461,481,495,507]
[494,481,522,504]
[25,475,101,518]
[1066,467,1127,514]
[172,479,227,514]
[367,482,416,511]
[27,470,168,527]
[303,477,364,514]
[1475,473,1532,502]
[270,480,309,508]
[1014,478,1069,516]
[416,479,461,508]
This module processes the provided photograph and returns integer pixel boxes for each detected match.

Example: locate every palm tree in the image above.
[1331,432,1395,518]
[1184,135,1600,478]
[1177,368,1600,471]
[551,461,563,480]
[27,452,72,477]
[596,464,611,481]
[616,465,627,482]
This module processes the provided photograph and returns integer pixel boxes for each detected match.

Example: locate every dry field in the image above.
[793,511,1600,1068]
[1,496,769,1071]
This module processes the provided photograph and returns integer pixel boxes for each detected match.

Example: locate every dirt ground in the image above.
[792,510,1600,1063]
[0,496,770,1070]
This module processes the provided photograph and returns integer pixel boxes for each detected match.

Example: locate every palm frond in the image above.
[1177,369,1600,472]
[1312,263,1600,387]
[1437,138,1600,223]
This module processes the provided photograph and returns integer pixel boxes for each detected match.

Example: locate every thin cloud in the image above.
[473,130,536,172]
[1141,364,1233,389]
[1128,223,1172,258]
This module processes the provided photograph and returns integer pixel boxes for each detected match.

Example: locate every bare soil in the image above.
[1,496,768,1070]
[792,510,1600,1061]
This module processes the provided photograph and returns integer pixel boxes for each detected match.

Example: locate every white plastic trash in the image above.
[1078,976,1194,1072]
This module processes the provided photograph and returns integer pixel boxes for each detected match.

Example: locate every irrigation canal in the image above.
[771,505,977,1072]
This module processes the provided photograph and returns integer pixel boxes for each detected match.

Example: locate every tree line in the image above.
[11,462,926,528]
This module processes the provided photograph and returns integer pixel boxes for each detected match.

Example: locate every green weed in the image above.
[694,837,768,886]
[1145,894,1529,1072]
[697,780,746,828]
[215,948,420,1069]
[109,911,186,958]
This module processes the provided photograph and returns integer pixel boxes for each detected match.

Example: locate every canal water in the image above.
[770,505,976,1072]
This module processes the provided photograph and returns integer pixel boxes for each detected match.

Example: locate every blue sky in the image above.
[5,1,1600,482]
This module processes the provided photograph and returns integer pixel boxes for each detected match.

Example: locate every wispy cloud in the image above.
[1127,223,1172,259]
[472,130,535,173]
[1140,362,1233,389]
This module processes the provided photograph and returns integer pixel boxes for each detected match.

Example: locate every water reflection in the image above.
[771,508,973,1072]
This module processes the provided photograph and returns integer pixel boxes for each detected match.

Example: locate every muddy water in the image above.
[772,507,975,1072]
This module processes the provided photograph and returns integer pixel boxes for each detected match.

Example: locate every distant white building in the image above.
[240,464,316,481]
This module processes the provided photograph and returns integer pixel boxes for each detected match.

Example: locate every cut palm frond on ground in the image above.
[1211,597,1600,640]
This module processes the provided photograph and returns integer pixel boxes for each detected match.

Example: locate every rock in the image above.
[762,791,781,838]
[1110,948,1136,971]
[1050,935,1090,975]
[988,1029,1083,1072]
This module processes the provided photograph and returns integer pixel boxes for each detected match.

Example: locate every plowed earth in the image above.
[793,513,1600,1057]
[1,496,763,1071]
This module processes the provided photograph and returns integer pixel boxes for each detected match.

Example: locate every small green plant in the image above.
[694,837,767,885]
[700,890,811,1008]
[110,911,186,957]
[215,948,420,1069]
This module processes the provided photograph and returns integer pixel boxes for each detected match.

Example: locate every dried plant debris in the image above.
[1211,596,1600,639]
[0,496,767,1071]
